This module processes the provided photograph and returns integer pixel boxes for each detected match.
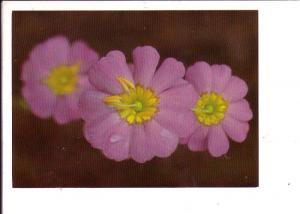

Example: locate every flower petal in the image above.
[68,41,99,74]
[158,83,198,111]
[52,98,70,124]
[21,84,56,118]
[53,96,80,124]
[211,64,232,93]
[187,125,209,152]
[221,115,250,143]
[83,113,121,150]
[65,94,81,121]
[132,46,160,87]
[179,137,189,145]
[227,99,253,121]
[77,75,95,92]
[207,125,230,157]
[79,90,114,121]
[130,125,154,163]
[222,76,248,102]
[173,79,189,87]
[185,61,212,94]
[101,121,132,162]
[128,63,134,74]
[155,109,198,138]
[89,50,133,94]
[145,120,179,158]
[21,59,50,83]
[29,36,69,70]
[150,58,185,93]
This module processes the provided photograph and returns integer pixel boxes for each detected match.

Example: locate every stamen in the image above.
[116,76,135,92]
[193,92,228,126]
[44,63,80,95]
[104,95,122,104]
[104,77,159,125]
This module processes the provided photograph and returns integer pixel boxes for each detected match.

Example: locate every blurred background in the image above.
[12,11,258,187]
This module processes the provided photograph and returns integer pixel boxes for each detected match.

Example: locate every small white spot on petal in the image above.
[160,129,176,139]
[110,134,123,143]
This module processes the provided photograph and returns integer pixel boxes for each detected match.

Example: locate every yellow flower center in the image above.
[44,63,80,95]
[104,77,159,125]
[192,92,228,126]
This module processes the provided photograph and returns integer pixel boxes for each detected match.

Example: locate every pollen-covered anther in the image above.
[104,76,159,125]
[44,63,80,95]
[192,92,228,126]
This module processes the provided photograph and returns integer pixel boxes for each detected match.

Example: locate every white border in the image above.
[2,1,300,214]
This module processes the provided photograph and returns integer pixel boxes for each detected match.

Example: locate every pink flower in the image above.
[79,46,197,163]
[21,36,99,124]
[181,62,253,157]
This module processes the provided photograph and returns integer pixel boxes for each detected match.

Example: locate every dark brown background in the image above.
[12,11,258,187]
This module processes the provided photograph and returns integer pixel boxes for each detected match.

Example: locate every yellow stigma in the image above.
[44,63,80,95]
[192,92,228,126]
[104,77,159,125]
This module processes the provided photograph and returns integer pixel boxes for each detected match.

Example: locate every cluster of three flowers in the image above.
[21,36,253,163]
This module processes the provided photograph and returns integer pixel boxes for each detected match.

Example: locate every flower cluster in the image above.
[21,36,253,163]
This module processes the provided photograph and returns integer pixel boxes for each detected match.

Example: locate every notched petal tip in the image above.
[133,45,159,54]
[190,61,211,69]
[223,76,249,101]
[43,35,70,47]
[211,64,232,72]
[69,40,100,61]
[164,57,185,74]
[222,116,250,143]
[106,50,126,59]
[95,50,126,67]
